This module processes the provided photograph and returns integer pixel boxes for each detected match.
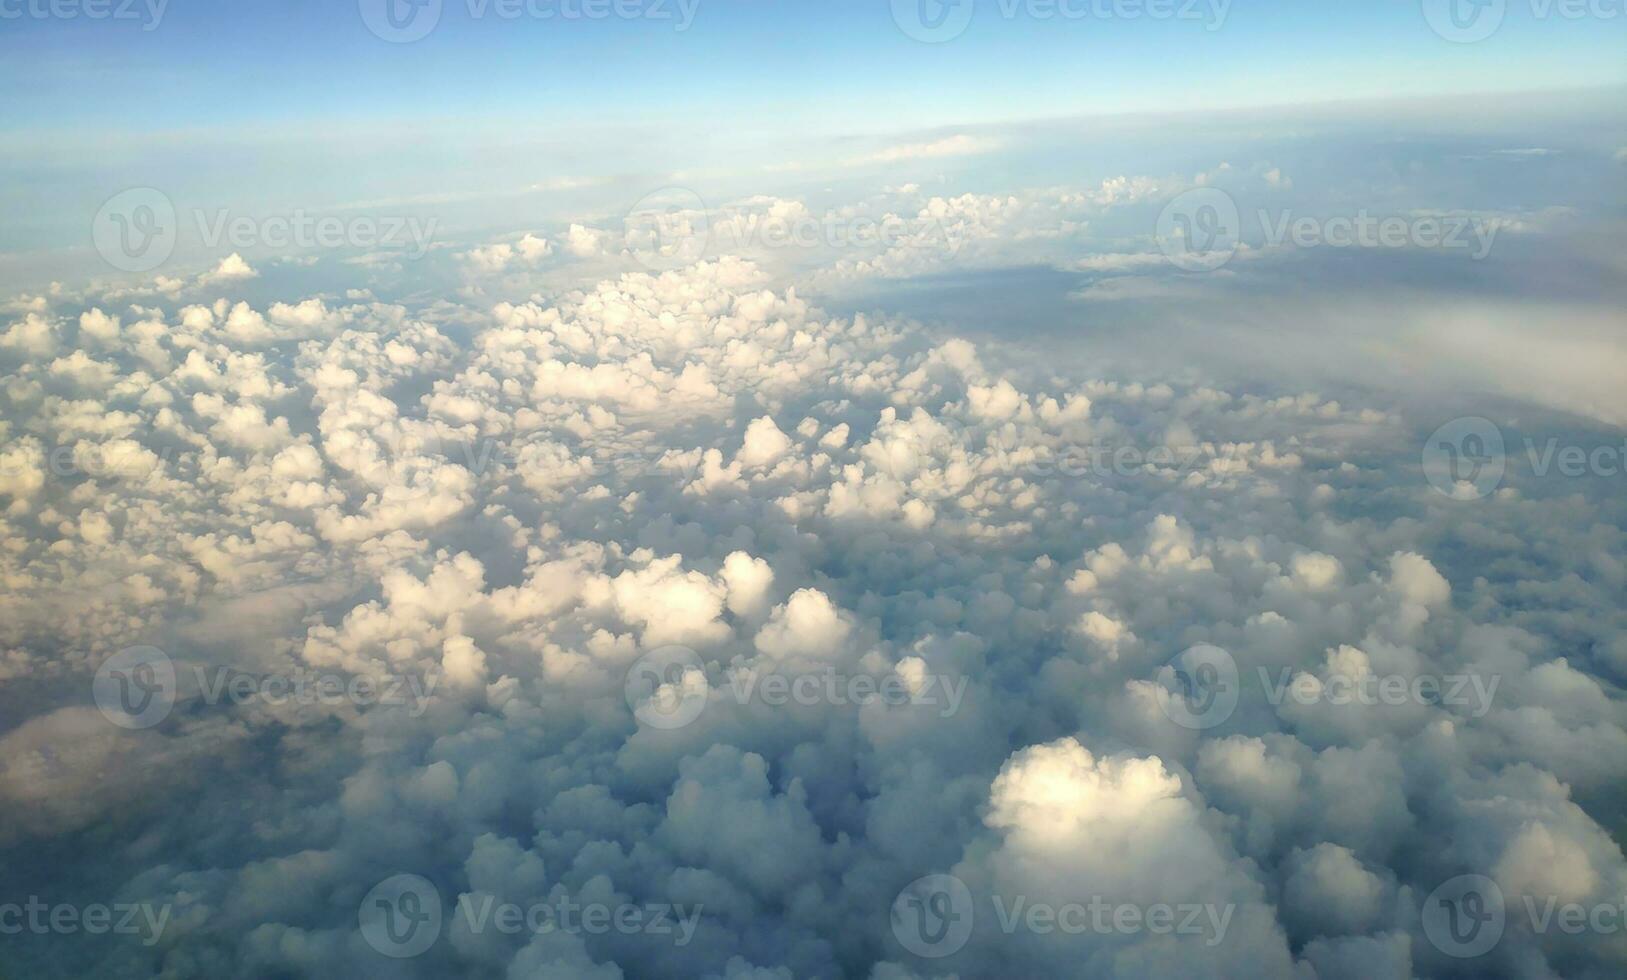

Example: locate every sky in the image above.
[3,3,1627,979]
[2,0,1621,129]
[2,0,1624,271]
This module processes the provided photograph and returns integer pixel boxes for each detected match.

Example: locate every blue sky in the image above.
[3,0,1622,132]
[1,0,1623,281]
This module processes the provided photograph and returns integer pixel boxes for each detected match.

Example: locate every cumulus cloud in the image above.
[2,166,1625,980]
[198,252,259,285]
[461,234,554,273]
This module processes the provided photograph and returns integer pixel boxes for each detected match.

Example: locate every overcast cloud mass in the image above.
[2,2,1626,978]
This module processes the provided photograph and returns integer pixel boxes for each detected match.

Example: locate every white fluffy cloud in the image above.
[1,180,1624,980]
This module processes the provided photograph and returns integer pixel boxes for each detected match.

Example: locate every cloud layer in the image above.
[2,159,1626,979]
